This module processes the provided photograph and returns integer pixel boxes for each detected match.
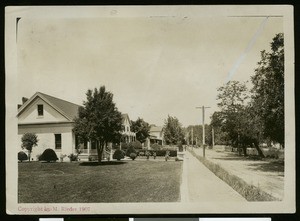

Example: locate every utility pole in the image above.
[196,105,210,157]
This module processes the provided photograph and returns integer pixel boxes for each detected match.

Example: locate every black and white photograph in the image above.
[5,6,295,214]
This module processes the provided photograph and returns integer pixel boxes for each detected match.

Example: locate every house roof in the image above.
[17,92,82,121]
[150,126,163,132]
[122,113,131,125]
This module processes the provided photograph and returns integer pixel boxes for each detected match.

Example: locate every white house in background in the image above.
[121,114,136,143]
[17,92,81,161]
[17,92,136,161]
[145,125,164,148]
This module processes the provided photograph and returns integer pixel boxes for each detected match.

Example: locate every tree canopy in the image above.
[73,86,123,163]
[251,33,284,147]
[131,118,150,144]
[163,115,184,145]
[210,33,284,156]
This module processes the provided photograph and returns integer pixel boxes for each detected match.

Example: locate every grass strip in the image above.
[189,149,279,201]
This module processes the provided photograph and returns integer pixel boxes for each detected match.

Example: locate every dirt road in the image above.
[192,147,284,200]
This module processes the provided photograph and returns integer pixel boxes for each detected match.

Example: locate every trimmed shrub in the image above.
[126,145,137,157]
[145,151,151,160]
[39,149,58,162]
[130,153,137,160]
[137,149,177,157]
[113,149,125,161]
[121,142,129,150]
[68,153,78,162]
[18,151,28,162]
[151,143,161,151]
[130,141,142,149]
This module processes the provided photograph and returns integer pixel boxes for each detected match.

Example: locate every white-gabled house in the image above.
[18,92,81,161]
[121,114,136,143]
[17,92,135,161]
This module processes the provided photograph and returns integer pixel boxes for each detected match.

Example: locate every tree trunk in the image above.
[253,143,265,158]
[28,151,31,162]
[96,140,104,163]
[242,146,248,157]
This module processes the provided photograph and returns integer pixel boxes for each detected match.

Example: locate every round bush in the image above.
[121,142,129,149]
[151,143,161,151]
[113,149,125,161]
[130,152,137,160]
[126,145,137,157]
[130,141,142,149]
[18,151,28,162]
[39,149,58,162]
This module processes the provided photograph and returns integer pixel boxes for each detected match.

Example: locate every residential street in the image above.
[180,150,247,202]
[192,147,284,200]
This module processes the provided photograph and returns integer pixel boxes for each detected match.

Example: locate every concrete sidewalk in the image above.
[180,150,247,202]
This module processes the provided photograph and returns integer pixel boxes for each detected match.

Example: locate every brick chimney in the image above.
[22,97,28,104]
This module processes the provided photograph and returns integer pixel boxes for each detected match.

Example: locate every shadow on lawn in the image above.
[79,161,127,166]
[248,161,284,173]
[212,154,263,161]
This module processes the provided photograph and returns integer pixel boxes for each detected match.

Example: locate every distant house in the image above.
[145,125,164,148]
[17,92,135,161]
[121,114,136,143]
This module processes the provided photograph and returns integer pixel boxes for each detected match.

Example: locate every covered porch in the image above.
[76,139,113,162]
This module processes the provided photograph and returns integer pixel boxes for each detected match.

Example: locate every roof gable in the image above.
[122,113,131,125]
[150,126,163,132]
[18,92,82,121]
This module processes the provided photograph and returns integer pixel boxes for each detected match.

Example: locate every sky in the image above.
[17,13,283,127]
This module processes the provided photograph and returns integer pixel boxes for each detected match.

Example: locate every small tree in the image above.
[131,118,150,144]
[163,115,185,145]
[21,133,38,162]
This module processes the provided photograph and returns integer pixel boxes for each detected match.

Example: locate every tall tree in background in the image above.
[210,112,230,146]
[73,86,123,163]
[131,118,150,144]
[215,81,252,155]
[163,115,184,145]
[251,33,284,147]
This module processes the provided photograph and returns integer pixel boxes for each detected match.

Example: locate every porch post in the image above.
[88,140,91,155]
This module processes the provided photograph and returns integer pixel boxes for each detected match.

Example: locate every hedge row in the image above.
[137,149,177,157]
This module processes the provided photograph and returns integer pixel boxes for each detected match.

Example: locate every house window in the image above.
[55,134,62,149]
[37,104,43,116]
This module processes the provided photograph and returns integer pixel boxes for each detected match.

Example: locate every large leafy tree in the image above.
[215,81,262,156]
[73,86,123,163]
[251,33,284,147]
[163,115,184,145]
[210,112,230,146]
[21,133,38,162]
[131,118,150,144]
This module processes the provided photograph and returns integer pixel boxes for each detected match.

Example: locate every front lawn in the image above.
[18,159,182,203]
